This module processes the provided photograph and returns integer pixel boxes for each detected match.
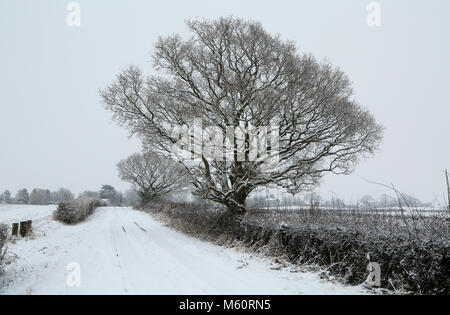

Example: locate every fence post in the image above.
[12,223,19,236]
[26,220,33,235]
[19,221,28,237]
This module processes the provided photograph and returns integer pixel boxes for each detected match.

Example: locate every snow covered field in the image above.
[0,204,56,225]
[1,206,368,295]
[255,205,448,217]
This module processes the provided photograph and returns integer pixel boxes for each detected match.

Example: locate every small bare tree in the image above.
[101,17,383,218]
[117,152,188,205]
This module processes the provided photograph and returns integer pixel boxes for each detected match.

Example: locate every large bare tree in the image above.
[101,17,383,217]
[117,152,188,205]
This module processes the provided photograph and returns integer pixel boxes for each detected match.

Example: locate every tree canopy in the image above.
[101,17,383,215]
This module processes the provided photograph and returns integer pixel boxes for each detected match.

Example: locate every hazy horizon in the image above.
[1,0,449,203]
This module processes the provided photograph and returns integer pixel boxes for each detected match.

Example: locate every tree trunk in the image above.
[19,221,28,237]
[220,192,248,233]
[12,223,19,236]
[26,220,33,235]
[138,192,155,208]
[226,192,247,216]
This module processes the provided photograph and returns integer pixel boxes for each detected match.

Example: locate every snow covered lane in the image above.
[1,207,368,295]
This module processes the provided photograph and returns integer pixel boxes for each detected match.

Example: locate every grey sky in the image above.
[1,0,449,202]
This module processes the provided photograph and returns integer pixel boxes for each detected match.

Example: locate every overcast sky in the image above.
[0,0,449,202]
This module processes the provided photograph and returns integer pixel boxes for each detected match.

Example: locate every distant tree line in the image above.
[0,186,139,206]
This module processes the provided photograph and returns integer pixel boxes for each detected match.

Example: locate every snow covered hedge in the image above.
[54,198,106,224]
[280,227,449,295]
[0,224,7,274]
[148,202,449,295]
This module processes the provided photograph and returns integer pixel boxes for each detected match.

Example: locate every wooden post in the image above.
[446,169,450,212]
[26,220,33,235]
[12,223,19,236]
[19,221,28,237]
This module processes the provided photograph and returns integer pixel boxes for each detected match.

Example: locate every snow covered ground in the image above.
[1,206,369,295]
[0,204,56,225]
[255,205,448,217]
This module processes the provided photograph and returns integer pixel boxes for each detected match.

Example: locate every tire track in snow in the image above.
[129,213,253,294]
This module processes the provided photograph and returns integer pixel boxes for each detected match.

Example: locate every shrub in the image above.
[0,224,7,274]
[53,198,106,224]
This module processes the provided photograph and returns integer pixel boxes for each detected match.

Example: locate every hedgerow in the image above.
[54,198,106,224]
[0,224,8,275]
[145,201,449,295]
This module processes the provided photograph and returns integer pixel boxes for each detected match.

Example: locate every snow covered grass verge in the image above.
[53,198,106,224]
[146,201,449,295]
